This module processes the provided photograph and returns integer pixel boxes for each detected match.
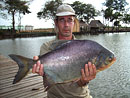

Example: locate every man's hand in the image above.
[78,62,96,87]
[32,56,44,76]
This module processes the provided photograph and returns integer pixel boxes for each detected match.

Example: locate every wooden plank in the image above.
[0,75,42,90]
[0,54,47,98]
[0,82,44,97]
[0,62,17,70]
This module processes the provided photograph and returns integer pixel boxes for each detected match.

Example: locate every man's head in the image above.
[55,4,79,39]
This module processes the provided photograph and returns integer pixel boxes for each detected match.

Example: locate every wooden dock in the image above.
[0,54,47,98]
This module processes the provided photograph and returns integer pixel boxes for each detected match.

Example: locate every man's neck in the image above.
[58,35,73,40]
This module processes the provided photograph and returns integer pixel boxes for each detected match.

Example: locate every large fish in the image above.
[9,40,116,91]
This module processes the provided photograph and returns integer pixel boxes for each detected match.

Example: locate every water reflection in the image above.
[0,36,55,58]
[77,33,130,98]
[0,33,130,98]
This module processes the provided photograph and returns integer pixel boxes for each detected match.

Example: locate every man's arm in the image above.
[77,62,96,87]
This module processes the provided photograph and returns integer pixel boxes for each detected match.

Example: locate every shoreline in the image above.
[0,30,130,40]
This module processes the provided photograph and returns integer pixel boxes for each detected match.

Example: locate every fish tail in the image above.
[9,54,34,84]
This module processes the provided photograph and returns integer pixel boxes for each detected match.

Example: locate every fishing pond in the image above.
[0,32,130,98]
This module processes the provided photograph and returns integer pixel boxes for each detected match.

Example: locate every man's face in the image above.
[56,15,75,37]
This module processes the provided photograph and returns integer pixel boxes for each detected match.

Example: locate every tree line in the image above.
[0,0,130,31]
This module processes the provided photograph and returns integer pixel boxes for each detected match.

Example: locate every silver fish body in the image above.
[9,40,116,91]
[39,40,115,83]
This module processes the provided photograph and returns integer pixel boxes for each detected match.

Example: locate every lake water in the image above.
[0,32,130,98]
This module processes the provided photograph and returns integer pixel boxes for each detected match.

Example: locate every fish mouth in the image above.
[97,57,116,72]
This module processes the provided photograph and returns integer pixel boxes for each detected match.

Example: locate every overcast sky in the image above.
[0,0,130,29]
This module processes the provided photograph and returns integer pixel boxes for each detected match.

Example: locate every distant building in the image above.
[89,20,105,32]
[25,25,34,31]
[79,20,89,32]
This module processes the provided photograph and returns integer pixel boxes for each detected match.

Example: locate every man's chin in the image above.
[62,33,71,37]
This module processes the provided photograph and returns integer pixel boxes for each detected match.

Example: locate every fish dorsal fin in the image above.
[50,40,71,50]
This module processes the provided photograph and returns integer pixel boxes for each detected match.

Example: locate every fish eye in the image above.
[108,56,113,62]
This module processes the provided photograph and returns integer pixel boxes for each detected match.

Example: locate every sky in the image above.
[0,0,130,29]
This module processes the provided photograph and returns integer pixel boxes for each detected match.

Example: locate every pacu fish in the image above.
[9,40,116,91]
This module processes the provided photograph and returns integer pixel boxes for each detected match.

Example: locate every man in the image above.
[32,4,96,98]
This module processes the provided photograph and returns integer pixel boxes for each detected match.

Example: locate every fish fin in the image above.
[43,73,54,91]
[9,54,34,84]
[50,40,71,50]
[67,78,80,86]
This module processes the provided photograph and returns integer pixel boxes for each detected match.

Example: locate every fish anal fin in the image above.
[43,73,54,91]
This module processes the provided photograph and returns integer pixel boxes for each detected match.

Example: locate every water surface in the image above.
[0,32,130,98]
